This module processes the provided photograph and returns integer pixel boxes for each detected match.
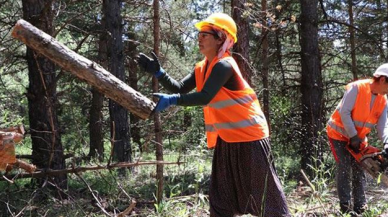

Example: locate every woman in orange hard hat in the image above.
[137,12,290,217]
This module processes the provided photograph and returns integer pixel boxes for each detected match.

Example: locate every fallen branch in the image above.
[300,169,329,216]
[1,161,184,181]
[76,172,111,216]
[117,200,136,217]
[16,153,74,160]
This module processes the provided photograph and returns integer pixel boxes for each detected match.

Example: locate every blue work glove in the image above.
[153,93,178,112]
[136,51,165,78]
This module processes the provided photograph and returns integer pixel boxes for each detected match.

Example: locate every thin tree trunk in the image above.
[274,0,289,89]
[348,0,358,80]
[153,0,164,205]
[89,88,104,161]
[126,32,142,153]
[103,0,131,175]
[386,0,388,61]
[128,65,141,153]
[183,110,192,132]
[22,0,67,197]
[89,12,107,161]
[299,0,323,177]
[261,0,270,127]
[232,0,252,85]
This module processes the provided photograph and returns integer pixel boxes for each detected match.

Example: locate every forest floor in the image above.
[2,169,388,217]
[2,151,388,216]
[287,181,388,217]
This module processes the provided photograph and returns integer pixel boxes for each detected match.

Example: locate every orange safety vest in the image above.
[327,79,387,141]
[195,53,269,148]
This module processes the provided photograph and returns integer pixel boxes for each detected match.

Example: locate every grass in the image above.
[1,145,213,216]
[2,141,388,216]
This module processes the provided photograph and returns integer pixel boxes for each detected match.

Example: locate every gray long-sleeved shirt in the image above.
[338,83,388,143]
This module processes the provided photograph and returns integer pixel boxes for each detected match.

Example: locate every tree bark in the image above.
[88,88,104,161]
[21,0,67,197]
[299,0,324,177]
[12,19,155,119]
[348,0,358,80]
[386,0,388,61]
[232,0,252,85]
[261,0,270,127]
[153,0,164,205]
[88,6,108,161]
[126,32,142,152]
[102,0,131,175]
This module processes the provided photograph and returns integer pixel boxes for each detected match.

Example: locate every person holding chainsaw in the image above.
[136,13,290,217]
[327,63,388,215]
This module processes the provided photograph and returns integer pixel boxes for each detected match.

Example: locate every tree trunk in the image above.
[126,32,142,153]
[299,0,324,177]
[231,0,252,85]
[386,0,388,61]
[88,88,104,161]
[348,0,358,80]
[22,0,67,196]
[103,0,131,175]
[153,0,164,205]
[89,9,108,161]
[261,0,270,127]
[376,0,386,61]
[183,110,192,132]
[274,0,288,89]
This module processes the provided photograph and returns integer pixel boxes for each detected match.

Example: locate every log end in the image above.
[11,19,26,39]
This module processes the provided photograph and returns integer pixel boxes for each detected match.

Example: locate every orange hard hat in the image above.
[195,13,237,43]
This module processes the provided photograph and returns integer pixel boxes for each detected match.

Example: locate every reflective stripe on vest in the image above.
[327,118,376,137]
[353,120,375,129]
[206,113,266,132]
[208,94,257,109]
[205,124,216,132]
[327,120,349,137]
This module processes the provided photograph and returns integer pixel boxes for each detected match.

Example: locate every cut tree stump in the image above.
[12,19,155,119]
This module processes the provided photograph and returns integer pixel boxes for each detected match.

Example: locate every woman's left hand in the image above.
[153,93,179,112]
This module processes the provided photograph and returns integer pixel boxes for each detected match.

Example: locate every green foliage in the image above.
[2,0,388,215]
[363,203,388,217]
[276,156,300,190]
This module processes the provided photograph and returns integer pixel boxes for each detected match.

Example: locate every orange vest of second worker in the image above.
[194,52,269,148]
[327,79,387,141]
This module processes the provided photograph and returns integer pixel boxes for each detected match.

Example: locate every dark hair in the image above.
[212,27,227,41]
[373,75,388,83]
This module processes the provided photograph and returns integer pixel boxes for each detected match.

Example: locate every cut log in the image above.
[12,19,155,119]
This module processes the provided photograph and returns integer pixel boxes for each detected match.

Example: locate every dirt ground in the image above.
[286,176,388,217]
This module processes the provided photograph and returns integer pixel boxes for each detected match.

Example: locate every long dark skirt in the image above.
[209,137,290,217]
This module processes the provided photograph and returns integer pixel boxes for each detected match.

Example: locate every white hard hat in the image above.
[373,63,388,77]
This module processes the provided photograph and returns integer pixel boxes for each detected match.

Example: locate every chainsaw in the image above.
[346,142,388,186]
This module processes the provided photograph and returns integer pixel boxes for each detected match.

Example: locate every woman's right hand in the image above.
[136,52,164,78]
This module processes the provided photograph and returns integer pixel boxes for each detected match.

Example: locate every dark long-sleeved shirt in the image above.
[158,59,244,106]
